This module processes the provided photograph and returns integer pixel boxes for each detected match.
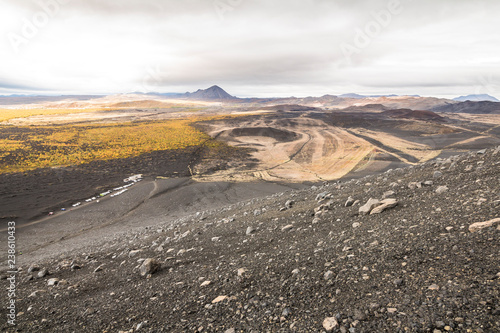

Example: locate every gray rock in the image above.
[323,317,339,331]
[359,198,380,215]
[370,198,398,215]
[316,192,330,201]
[47,278,59,286]
[128,249,143,258]
[382,190,395,199]
[139,258,161,276]
[324,270,334,280]
[246,226,256,235]
[37,268,49,278]
[423,180,434,186]
[433,171,443,178]
[408,182,422,190]
[28,265,40,273]
[435,186,449,194]
[477,149,486,154]
[285,200,294,209]
[469,217,500,232]
[281,225,293,232]
[224,329,236,333]
[345,196,355,207]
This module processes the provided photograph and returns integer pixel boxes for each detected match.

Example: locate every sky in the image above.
[1,0,499,98]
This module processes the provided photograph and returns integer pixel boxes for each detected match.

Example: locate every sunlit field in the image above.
[0,118,227,174]
[0,108,114,122]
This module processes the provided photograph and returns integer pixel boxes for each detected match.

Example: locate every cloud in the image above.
[0,0,499,97]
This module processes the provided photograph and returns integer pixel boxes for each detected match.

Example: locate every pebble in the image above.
[212,295,228,304]
[323,317,339,331]
[281,225,293,232]
[139,258,161,276]
[246,226,256,235]
[47,278,59,286]
[435,186,449,194]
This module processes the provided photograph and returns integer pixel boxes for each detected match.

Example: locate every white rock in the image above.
[359,198,380,215]
[323,317,338,331]
[370,198,398,215]
[469,218,500,233]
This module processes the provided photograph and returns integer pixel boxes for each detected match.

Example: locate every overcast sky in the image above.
[1,0,499,98]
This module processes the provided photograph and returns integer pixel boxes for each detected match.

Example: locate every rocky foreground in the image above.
[2,147,500,332]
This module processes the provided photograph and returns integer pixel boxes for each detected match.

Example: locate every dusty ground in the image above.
[1,146,498,332]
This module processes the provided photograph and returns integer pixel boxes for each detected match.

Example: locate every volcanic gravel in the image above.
[1,147,499,332]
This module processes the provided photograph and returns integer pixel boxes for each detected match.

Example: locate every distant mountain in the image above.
[339,93,414,99]
[382,108,444,121]
[183,85,235,100]
[453,94,499,102]
[432,101,500,114]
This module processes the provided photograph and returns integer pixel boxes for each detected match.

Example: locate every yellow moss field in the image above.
[0,116,236,174]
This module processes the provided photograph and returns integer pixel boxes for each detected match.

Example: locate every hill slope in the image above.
[2,147,499,332]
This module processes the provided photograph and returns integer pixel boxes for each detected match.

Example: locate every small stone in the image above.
[281,307,291,317]
[387,308,397,314]
[352,222,361,228]
[37,269,49,278]
[370,198,398,215]
[285,200,294,209]
[435,186,449,194]
[224,329,236,333]
[433,171,443,178]
[469,217,500,232]
[281,225,293,232]
[237,268,248,277]
[128,250,142,258]
[477,149,486,154]
[345,197,355,207]
[139,258,161,276]
[382,191,395,199]
[353,309,367,321]
[200,281,211,287]
[323,317,339,331]
[246,226,256,235]
[423,180,434,186]
[212,295,228,304]
[94,265,104,273]
[428,284,440,290]
[291,269,300,275]
[435,321,445,328]
[28,265,40,273]
[324,270,334,280]
[359,198,380,215]
[47,278,59,286]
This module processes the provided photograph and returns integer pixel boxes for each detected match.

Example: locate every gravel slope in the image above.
[1,147,499,333]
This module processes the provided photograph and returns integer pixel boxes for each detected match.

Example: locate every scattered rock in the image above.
[212,295,228,304]
[370,198,398,215]
[47,278,59,286]
[435,186,449,194]
[469,217,500,232]
[281,224,294,232]
[28,265,40,273]
[285,200,294,209]
[246,226,256,235]
[382,190,395,199]
[37,268,49,278]
[200,281,211,287]
[345,196,355,207]
[359,198,380,215]
[139,258,161,276]
[323,317,339,331]
[128,250,143,258]
[324,270,334,280]
[433,171,443,178]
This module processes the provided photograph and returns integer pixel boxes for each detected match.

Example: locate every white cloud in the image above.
[0,0,499,98]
